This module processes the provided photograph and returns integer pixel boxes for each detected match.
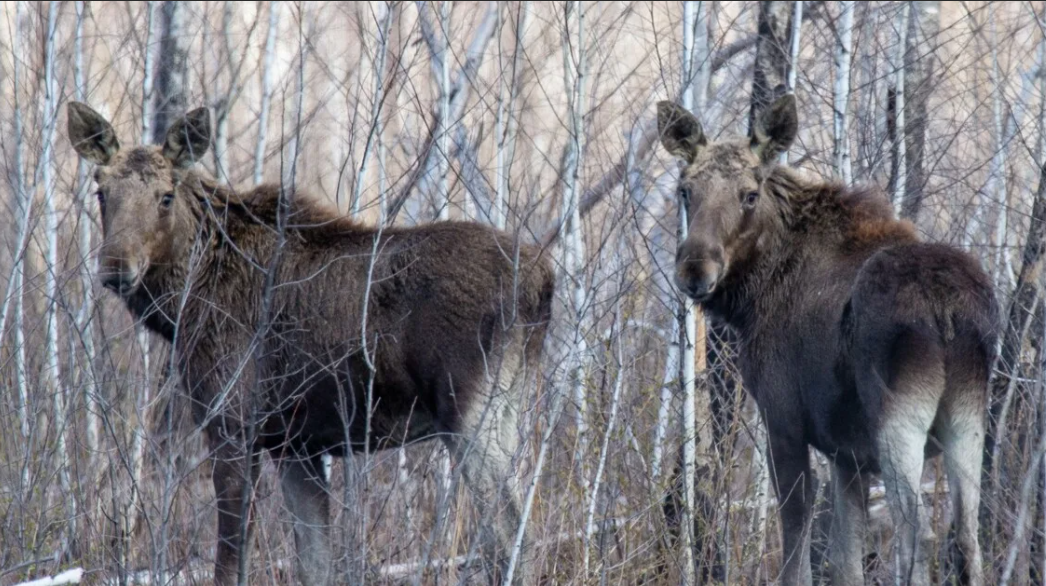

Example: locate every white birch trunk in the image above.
[435,1,452,220]
[780,0,802,165]
[690,1,710,116]
[283,5,312,189]
[679,4,711,580]
[73,0,102,469]
[254,1,280,185]
[560,1,591,539]
[892,2,910,213]
[353,2,393,218]
[40,1,76,548]
[213,1,236,184]
[141,1,156,143]
[651,314,680,482]
[153,1,188,143]
[989,3,1013,291]
[10,0,33,497]
[493,2,529,230]
[834,1,854,185]
[1039,23,1046,583]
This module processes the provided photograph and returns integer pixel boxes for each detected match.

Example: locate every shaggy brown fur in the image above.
[658,95,997,586]
[68,102,553,585]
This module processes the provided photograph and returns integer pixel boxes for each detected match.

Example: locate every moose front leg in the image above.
[211,437,259,586]
[767,435,816,586]
[277,452,333,586]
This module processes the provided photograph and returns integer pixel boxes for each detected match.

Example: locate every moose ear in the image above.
[67,102,120,165]
[751,94,798,164]
[657,101,706,164]
[162,107,211,168]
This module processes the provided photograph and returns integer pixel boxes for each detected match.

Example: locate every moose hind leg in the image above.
[873,341,944,586]
[442,369,526,585]
[940,354,988,586]
[278,452,333,586]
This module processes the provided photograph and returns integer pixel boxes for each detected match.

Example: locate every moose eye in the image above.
[160,192,175,209]
[742,190,759,209]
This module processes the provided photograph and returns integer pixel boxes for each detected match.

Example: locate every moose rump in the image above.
[656,94,997,586]
[67,101,554,585]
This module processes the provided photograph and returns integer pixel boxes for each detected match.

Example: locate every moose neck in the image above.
[700,211,794,335]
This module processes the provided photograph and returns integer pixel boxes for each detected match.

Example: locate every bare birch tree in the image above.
[37,0,76,555]
[559,3,592,560]
[898,1,940,221]
[254,1,280,185]
[988,3,1013,291]
[153,1,189,143]
[493,2,529,230]
[834,1,855,184]
[72,0,102,474]
[891,2,910,213]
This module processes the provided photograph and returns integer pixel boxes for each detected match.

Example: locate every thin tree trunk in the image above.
[212,1,239,184]
[651,317,680,483]
[984,19,1046,565]
[7,0,33,500]
[153,1,189,143]
[833,1,854,184]
[39,0,76,555]
[254,1,281,185]
[71,0,104,492]
[435,1,452,220]
[679,4,713,581]
[564,0,590,472]
[141,1,156,143]
[352,2,393,217]
[786,0,802,96]
[494,2,529,231]
[989,3,1014,291]
[559,2,591,564]
[283,5,312,189]
[899,1,940,221]
[891,2,910,213]
[781,0,801,167]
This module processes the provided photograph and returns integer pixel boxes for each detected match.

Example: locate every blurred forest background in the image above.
[2,0,1046,584]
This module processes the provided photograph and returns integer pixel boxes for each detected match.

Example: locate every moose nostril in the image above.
[102,275,124,291]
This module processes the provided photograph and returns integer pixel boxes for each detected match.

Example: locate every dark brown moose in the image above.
[657,94,997,586]
[67,102,553,585]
